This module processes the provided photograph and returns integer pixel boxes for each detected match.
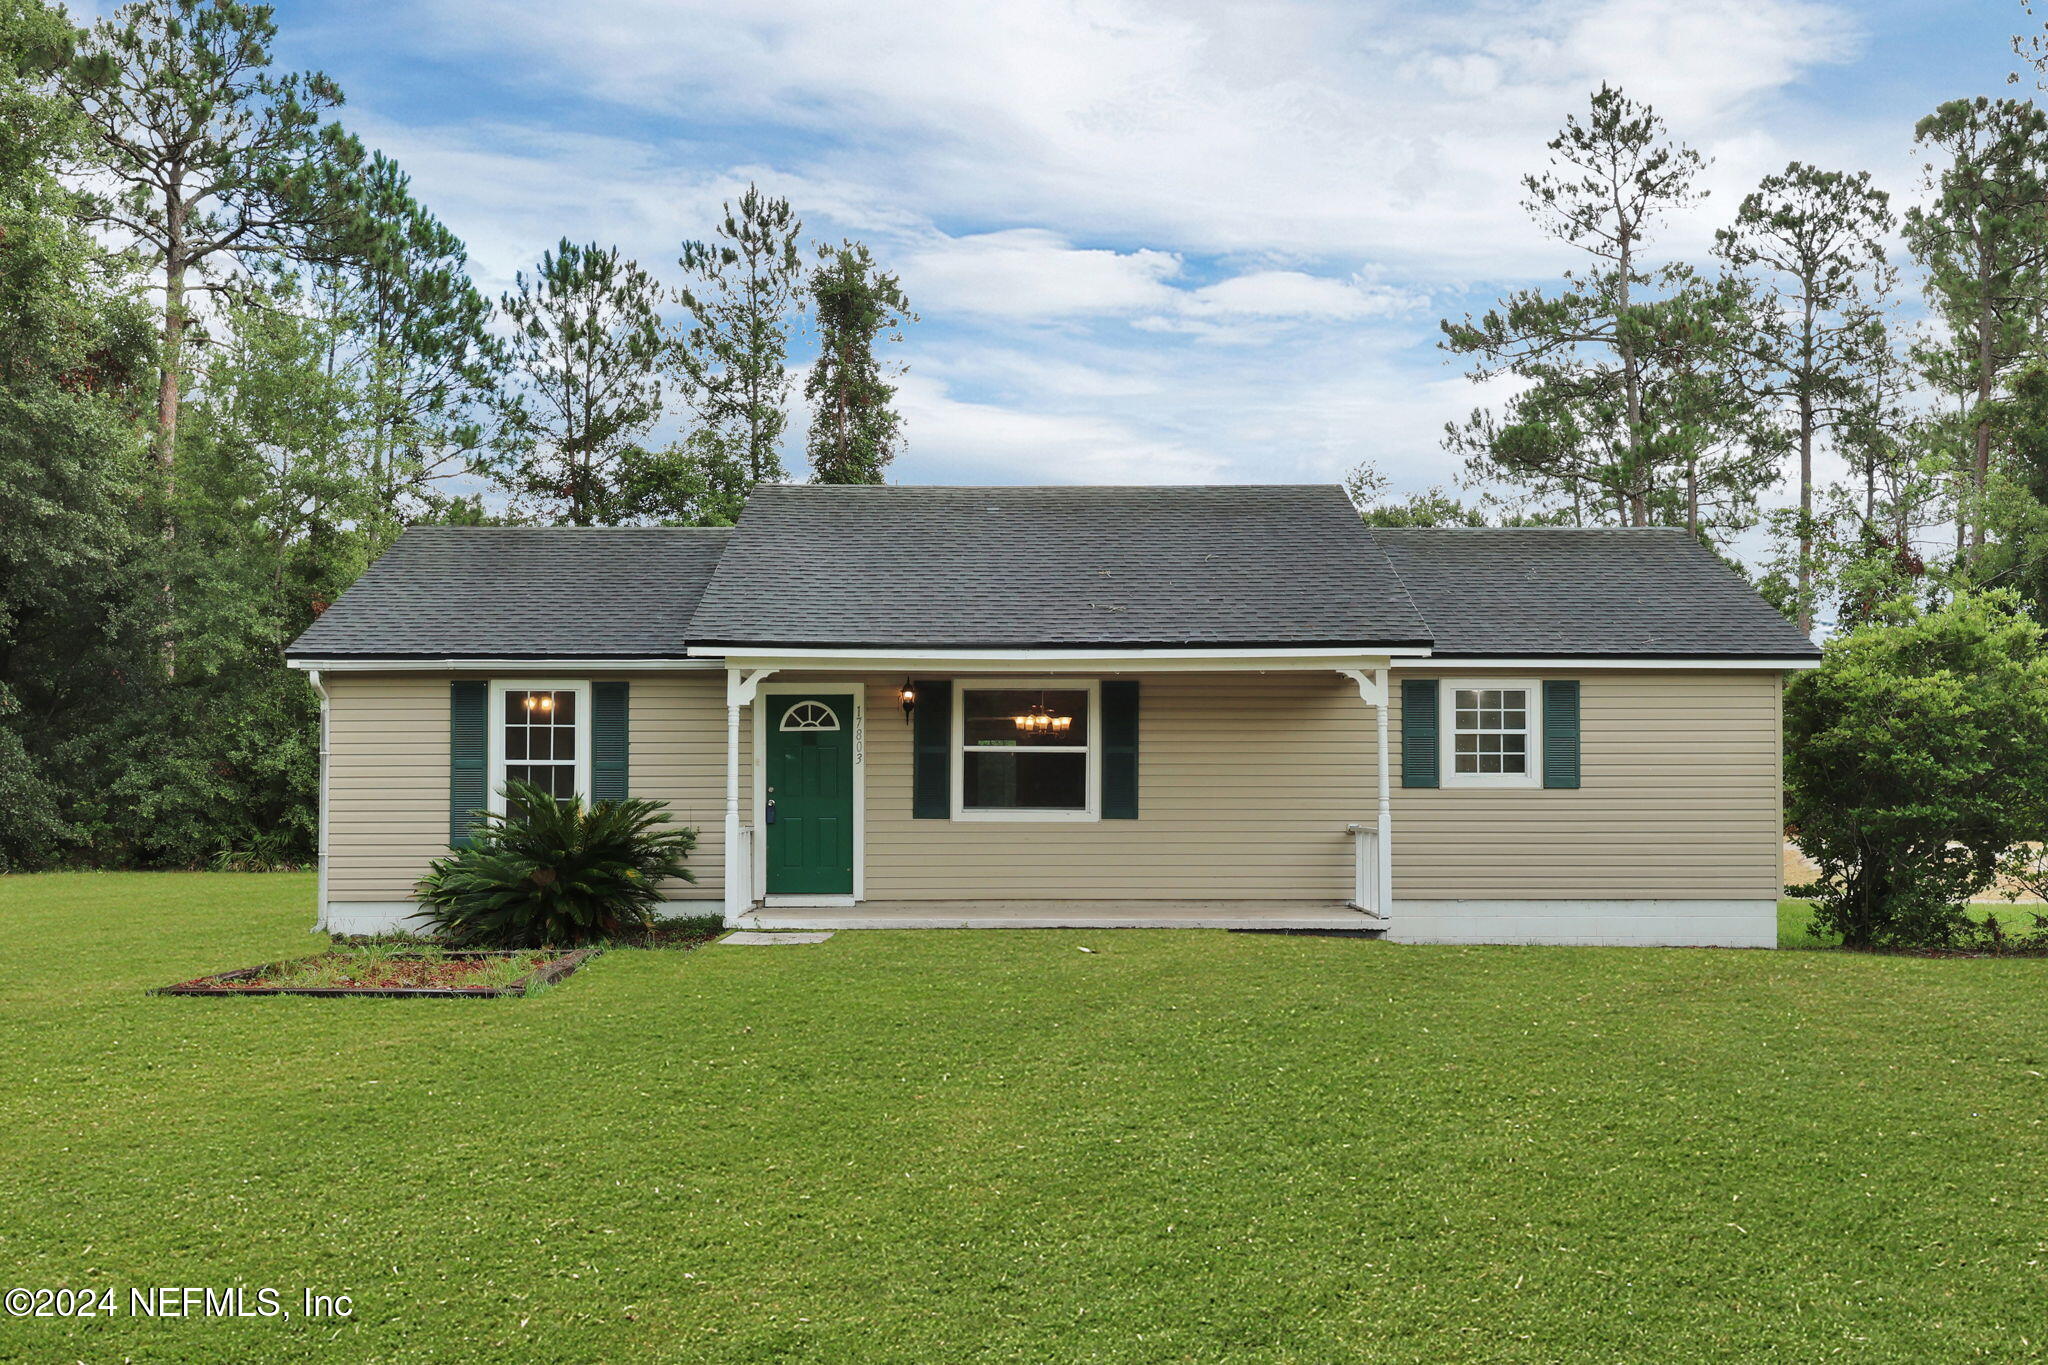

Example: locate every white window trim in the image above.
[486,679,593,814]
[1439,678,1542,790]
[951,678,1102,822]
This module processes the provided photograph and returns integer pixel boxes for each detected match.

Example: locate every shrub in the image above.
[1785,590,2048,948]
[415,782,697,947]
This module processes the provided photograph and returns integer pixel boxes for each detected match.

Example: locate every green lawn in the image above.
[2,874,2045,1362]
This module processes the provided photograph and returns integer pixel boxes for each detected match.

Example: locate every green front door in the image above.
[765,695,855,896]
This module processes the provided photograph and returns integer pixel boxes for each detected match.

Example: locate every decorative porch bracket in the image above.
[724,667,778,924]
[1337,666,1394,920]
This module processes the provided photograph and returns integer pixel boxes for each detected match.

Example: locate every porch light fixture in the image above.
[1012,703,1073,734]
[899,681,917,725]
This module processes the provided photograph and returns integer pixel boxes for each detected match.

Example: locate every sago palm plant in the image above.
[416,782,697,947]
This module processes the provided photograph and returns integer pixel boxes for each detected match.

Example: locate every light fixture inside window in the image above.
[1012,702,1073,733]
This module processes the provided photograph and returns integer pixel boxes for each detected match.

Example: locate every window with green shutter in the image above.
[449,680,488,845]
[911,678,951,818]
[592,681,629,802]
[1401,678,1440,788]
[1101,680,1140,819]
[1542,679,1581,789]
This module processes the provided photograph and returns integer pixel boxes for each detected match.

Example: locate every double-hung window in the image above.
[953,681,1099,820]
[1441,681,1540,788]
[489,680,591,810]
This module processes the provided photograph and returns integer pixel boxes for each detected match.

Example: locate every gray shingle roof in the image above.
[1374,527,1820,658]
[288,526,732,659]
[287,493,1816,663]
[683,484,1433,648]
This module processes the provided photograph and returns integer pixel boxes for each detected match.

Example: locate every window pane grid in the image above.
[504,689,578,801]
[1451,686,1531,776]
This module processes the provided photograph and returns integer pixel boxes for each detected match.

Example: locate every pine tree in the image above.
[1716,163,1897,631]
[495,240,664,526]
[805,242,913,485]
[1903,98,2048,561]
[670,185,804,519]
[63,0,367,490]
[338,152,503,517]
[1442,86,1779,541]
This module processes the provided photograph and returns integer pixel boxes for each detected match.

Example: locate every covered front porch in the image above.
[736,898,1389,932]
[706,647,1410,929]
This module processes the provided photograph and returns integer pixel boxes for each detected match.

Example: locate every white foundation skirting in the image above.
[321,902,438,936]
[320,895,721,937]
[1387,899,1777,948]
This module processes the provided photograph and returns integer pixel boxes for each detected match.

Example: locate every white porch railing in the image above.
[1345,823,1382,916]
[724,824,755,923]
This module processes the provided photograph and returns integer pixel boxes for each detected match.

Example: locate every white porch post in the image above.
[723,667,775,925]
[1340,666,1395,919]
[1374,664,1394,918]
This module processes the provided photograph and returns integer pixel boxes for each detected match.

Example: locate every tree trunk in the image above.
[1970,257,1996,560]
[1797,391,1814,633]
[1615,225,1646,529]
[156,196,188,679]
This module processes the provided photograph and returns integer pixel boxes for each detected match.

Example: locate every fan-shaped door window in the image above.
[779,700,841,732]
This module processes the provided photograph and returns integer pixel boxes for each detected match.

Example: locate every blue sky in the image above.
[262,0,2020,498]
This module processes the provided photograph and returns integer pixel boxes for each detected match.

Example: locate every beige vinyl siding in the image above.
[853,672,1369,901]
[1391,670,1784,900]
[324,670,729,903]
[325,674,451,901]
[322,664,1785,908]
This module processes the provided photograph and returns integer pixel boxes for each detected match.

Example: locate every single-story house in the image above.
[285,484,1819,946]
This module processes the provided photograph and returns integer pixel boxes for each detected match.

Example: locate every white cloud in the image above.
[335,0,1903,518]
[1177,270,1424,322]
[899,230,1181,319]
[407,0,1863,276]
[891,372,1227,484]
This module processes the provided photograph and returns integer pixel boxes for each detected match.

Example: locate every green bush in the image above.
[1785,590,2048,948]
[415,782,698,947]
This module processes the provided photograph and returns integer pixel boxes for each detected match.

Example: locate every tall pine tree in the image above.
[670,185,804,520]
[494,239,665,526]
[805,241,913,485]
[1903,98,2048,561]
[1716,163,1897,631]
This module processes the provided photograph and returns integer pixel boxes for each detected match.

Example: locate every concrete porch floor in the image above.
[737,900,1389,932]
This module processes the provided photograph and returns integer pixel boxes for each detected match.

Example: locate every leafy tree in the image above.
[671,185,804,519]
[0,0,157,869]
[1716,163,1897,632]
[1903,98,2048,561]
[1786,590,2048,948]
[1442,86,1779,541]
[805,241,913,484]
[63,0,366,486]
[495,239,665,526]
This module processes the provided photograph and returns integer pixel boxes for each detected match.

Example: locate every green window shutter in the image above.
[912,679,952,818]
[449,680,488,846]
[1101,680,1140,819]
[592,681,629,803]
[1401,678,1440,789]
[1543,679,1581,789]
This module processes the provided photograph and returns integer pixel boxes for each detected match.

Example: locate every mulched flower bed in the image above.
[154,948,598,998]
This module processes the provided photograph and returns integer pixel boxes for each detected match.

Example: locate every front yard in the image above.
[1,873,2043,1362]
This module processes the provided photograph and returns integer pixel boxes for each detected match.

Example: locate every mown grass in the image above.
[1,872,2045,1362]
